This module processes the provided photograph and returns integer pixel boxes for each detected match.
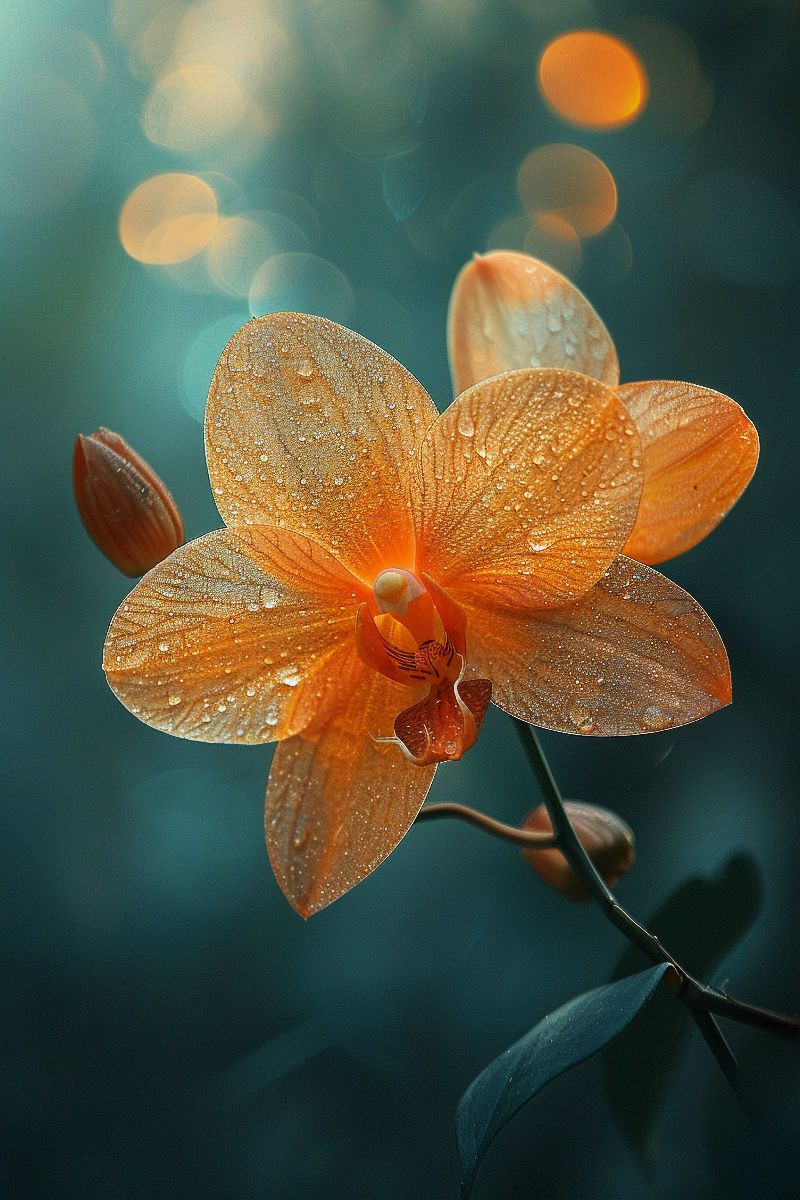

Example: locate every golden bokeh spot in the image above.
[142,66,255,154]
[119,173,218,264]
[524,213,582,276]
[518,144,617,237]
[538,30,648,129]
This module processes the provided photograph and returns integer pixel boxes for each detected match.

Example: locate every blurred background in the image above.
[4,0,800,1196]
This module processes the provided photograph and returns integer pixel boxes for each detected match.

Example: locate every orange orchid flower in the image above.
[104,313,732,916]
[448,250,759,564]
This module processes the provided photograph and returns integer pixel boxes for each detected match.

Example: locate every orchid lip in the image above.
[356,569,493,766]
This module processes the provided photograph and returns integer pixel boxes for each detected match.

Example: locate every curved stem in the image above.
[411,719,798,1046]
[511,721,799,1032]
[512,718,747,1087]
[416,802,559,849]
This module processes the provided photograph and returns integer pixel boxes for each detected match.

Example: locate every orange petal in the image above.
[447,250,619,397]
[265,647,437,916]
[414,369,643,610]
[205,313,439,584]
[103,526,368,743]
[618,381,760,564]
[461,556,731,736]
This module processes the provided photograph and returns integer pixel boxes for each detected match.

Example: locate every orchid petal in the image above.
[104,526,367,743]
[619,381,760,564]
[448,251,619,397]
[265,647,437,917]
[462,556,731,736]
[414,369,643,610]
[205,313,439,584]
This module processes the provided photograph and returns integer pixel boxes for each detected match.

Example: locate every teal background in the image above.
[4,1,800,1196]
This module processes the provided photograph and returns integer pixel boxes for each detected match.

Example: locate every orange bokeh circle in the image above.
[538,31,648,130]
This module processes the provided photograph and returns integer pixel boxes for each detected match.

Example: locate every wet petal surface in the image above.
[104,526,366,743]
[448,250,619,397]
[414,369,643,610]
[462,556,731,735]
[619,380,760,563]
[206,312,440,584]
[265,646,437,917]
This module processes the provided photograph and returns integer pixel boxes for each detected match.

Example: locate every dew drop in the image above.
[568,700,595,734]
[457,411,475,438]
[158,641,169,653]
[296,359,314,378]
[167,693,181,707]
[642,705,669,731]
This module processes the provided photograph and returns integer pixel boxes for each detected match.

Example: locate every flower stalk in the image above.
[415,802,558,849]
[414,717,798,1091]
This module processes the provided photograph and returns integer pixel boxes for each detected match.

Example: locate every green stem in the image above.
[412,724,799,1042]
[512,718,743,1088]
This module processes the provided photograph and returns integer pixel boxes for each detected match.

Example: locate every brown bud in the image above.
[73,428,184,576]
[521,802,635,901]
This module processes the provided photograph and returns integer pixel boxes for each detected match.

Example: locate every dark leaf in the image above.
[603,853,762,1169]
[456,964,670,1197]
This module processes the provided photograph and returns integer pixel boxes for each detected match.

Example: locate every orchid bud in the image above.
[521,802,635,901]
[73,428,184,576]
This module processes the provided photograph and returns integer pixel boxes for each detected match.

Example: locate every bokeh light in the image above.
[620,17,713,131]
[538,31,648,129]
[119,173,218,264]
[518,143,617,237]
[311,0,424,156]
[37,27,107,102]
[486,212,582,276]
[249,252,355,323]
[206,211,311,297]
[142,65,270,160]
[524,213,583,274]
[382,146,428,221]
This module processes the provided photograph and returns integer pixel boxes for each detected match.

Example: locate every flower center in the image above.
[354,568,492,766]
[372,568,420,615]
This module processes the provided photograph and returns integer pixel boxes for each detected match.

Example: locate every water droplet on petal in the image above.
[568,700,595,733]
[642,704,669,730]
[457,410,475,437]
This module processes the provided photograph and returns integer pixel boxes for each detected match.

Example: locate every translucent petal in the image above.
[414,369,643,610]
[461,556,731,736]
[619,381,760,563]
[205,312,439,584]
[103,526,367,743]
[448,250,619,397]
[265,646,437,917]
[391,677,492,764]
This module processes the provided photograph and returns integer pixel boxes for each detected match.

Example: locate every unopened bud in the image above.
[521,802,635,900]
[73,428,184,576]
